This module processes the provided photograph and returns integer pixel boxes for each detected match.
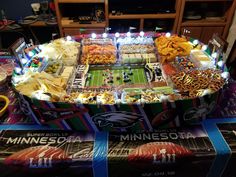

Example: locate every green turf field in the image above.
[86,67,147,87]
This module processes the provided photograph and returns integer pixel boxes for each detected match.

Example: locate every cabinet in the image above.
[54,0,181,36]
[63,27,104,36]
[106,0,181,33]
[177,0,236,42]
[54,0,236,39]
[180,26,224,43]
[54,0,108,36]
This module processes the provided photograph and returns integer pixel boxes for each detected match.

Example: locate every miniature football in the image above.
[152,109,178,128]
[4,145,70,168]
[128,142,192,166]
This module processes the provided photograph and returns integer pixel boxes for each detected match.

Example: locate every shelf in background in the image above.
[61,20,106,28]
[29,21,57,27]
[109,13,176,19]
[181,19,227,26]
[57,0,104,3]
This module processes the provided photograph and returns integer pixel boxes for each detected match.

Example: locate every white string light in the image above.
[127,32,131,37]
[15,67,22,73]
[28,51,34,57]
[211,52,218,59]
[139,31,145,37]
[193,40,199,45]
[217,60,225,67]
[21,58,28,64]
[115,32,120,38]
[38,45,44,50]
[66,36,72,41]
[221,72,230,79]
[102,33,108,38]
[201,45,208,51]
[91,33,96,39]
[165,32,171,38]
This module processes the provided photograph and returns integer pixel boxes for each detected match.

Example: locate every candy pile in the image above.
[176,57,196,71]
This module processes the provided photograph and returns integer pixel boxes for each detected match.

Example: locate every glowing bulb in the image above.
[91,33,96,39]
[165,32,171,38]
[102,33,108,38]
[211,52,218,59]
[38,45,44,50]
[139,31,145,37]
[15,67,22,73]
[217,60,225,67]
[21,58,28,64]
[201,45,208,51]
[115,32,120,38]
[221,72,230,79]
[66,36,72,41]
[193,40,199,45]
[203,89,212,96]
[127,32,131,37]
[160,95,169,102]
[28,51,34,57]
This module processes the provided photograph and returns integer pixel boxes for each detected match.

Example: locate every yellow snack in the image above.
[15,72,67,101]
[155,35,192,63]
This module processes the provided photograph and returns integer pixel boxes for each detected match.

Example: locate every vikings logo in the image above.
[92,111,143,128]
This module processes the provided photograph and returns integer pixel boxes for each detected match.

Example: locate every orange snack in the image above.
[82,44,116,64]
[162,63,179,76]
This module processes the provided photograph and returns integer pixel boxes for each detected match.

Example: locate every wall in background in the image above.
[0,0,49,20]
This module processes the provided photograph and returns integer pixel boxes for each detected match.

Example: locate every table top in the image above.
[28,20,57,27]
[0,25,23,33]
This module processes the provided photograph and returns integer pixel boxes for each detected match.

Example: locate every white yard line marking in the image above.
[96,70,100,86]
[117,69,120,85]
[136,69,141,83]
[97,71,99,86]
[94,71,96,86]
[141,69,146,83]
[100,70,103,86]
[89,71,93,86]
